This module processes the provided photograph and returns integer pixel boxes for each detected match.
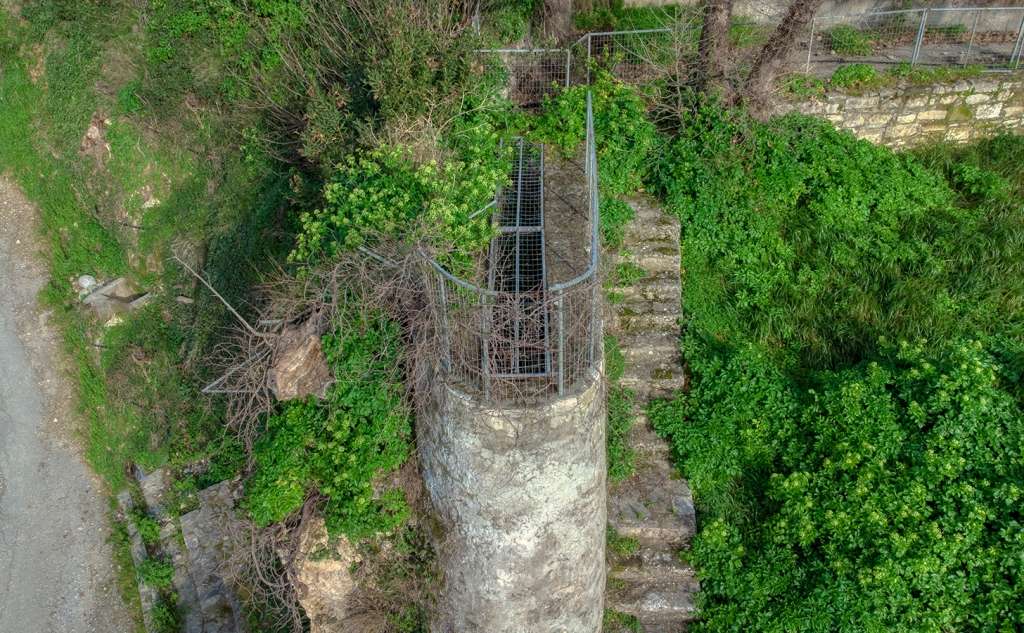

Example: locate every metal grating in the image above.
[488,139,551,379]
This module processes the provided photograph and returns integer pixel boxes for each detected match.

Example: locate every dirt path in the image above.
[0,177,135,632]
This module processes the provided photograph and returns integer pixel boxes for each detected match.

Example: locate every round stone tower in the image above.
[419,371,607,633]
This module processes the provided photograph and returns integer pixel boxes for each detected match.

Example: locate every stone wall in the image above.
[775,74,1024,148]
[622,1,1016,22]
[419,374,607,633]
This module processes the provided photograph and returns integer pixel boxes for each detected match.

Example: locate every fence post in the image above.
[1012,11,1024,70]
[565,48,572,88]
[556,289,565,396]
[438,279,452,373]
[586,34,592,84]
[805,16,816,74]
[911,8,929,67]
[480,293,491,402]
[964,11,981,67]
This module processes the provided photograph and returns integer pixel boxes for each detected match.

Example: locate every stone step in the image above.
[615,280,681,304]
[607,577,700,621]
[636,613,695,633]
[615,312,680,334]
[612,547,694,580]
[620,374,685,400]
[628,223,680,244]
[623,251,679,274]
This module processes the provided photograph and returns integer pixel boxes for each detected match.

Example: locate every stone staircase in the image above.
[605,197,698,633]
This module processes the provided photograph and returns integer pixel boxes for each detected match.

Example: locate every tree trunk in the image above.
[696,0,733,95]
[539,0,574,44]
[743,0,823,111]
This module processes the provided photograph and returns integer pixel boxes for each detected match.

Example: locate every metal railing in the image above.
[802,7,1024,73]
[425,93,600,402]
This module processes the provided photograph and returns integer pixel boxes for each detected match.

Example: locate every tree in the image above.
[742,0,824,109]
[696,0,733,95]
[538,0,574,44]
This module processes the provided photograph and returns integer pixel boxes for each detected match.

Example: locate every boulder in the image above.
[292,518,361,633]
[82,276,150,323]
[267,321,332,401]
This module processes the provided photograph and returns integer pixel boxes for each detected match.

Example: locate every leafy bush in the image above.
[781,73,825,99]
[138,557,175,589]
[534,71,657,196]
[132,511,162,547]
[652,340,1024,632]
[652,107,1024,369]
[888,61,983,85]
[244,313,412,539]
[827,25,873,56]
[291,143,505,263]
[830,63,885,90]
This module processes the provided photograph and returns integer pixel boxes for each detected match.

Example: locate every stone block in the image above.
[1003,106,1024,117]
[946,127,973,142]
[904,96,929,108]
[975,103,1003,119]
[844,95,879,110]
[970,79,1001,93]
[888,124,919,138]
[917,110,947,121]
[937,95,960,105]
[867,114,891,126]
[895,113,917,124]
[965,93,991,105]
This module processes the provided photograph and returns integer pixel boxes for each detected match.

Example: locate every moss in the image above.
[948,104,974,122]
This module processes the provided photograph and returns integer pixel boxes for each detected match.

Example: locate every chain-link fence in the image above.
[802,7,1024,73]
[426,94,600,402]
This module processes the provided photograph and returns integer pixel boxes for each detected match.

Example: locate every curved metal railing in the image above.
[425,93,600,403]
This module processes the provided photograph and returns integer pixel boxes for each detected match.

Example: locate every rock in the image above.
[180,481,248,633]
[76,274,98,296]
[135,466,170,521]
[81,277,150,322]
[292,518,361,633]
[267,320,332,401]
[79,113,111,161]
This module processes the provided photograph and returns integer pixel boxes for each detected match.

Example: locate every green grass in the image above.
[607,385,636,483]
[827,25,873,56]
[607,525,640,558]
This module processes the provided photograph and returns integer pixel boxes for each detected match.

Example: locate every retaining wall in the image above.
[774,74,1024,147]
[419,373,607,633]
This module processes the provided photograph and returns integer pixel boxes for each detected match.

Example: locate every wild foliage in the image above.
[244,313,412,539]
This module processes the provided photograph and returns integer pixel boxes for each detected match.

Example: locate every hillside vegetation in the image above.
[1,0,1022,631]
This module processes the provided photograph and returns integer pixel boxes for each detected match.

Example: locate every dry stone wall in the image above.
[775,74,1024,148]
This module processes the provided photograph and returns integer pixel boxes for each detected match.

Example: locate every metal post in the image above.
[964,11,981,67]
[481,293,491,401]
[805,17,816,74]
[911,8,929,67]
[565,48,572,88]
[586,34,592,84]
[1011,11,1024,69]
[438,279,452,372]
[556,290,565,395]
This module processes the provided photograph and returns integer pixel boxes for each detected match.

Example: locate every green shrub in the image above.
[150,596,180,633]
[132,512,162,547]
[652,340,1024,632]
[830,63,886,90]
[244,313,412,539]
[888,61,983,85]
[652,106,1023,368]
[534,71,657,196]
[827,25,873,56]
[138,557,175,589]
[781,73,825,99]
[291,144,505,264]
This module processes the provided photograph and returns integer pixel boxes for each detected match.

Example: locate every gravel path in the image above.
[0,177,135,632]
